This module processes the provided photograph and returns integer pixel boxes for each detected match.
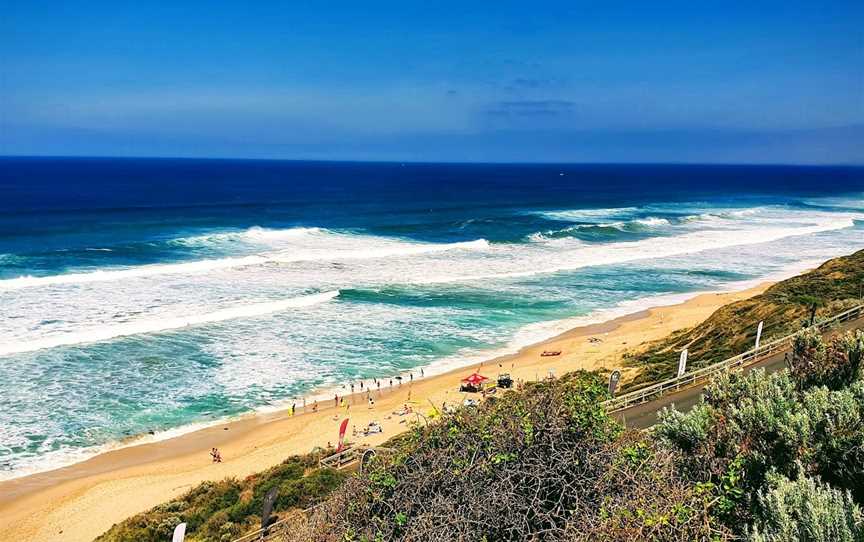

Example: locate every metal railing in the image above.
[603,303,864,412]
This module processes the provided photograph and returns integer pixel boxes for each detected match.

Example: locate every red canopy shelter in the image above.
[461,373,489,386]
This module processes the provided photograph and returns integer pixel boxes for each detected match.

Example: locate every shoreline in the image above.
[0,280,774,542]
[2,259,820,485]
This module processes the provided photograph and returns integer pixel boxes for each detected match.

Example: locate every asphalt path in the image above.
[614,318,864,429]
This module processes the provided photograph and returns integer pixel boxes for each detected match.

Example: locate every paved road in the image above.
[614,318,864,429]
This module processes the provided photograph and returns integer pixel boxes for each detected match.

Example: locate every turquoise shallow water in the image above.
[0,159,863,478]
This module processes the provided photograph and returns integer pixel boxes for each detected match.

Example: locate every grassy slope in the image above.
[95,451,346,542]
[627,249,864,386]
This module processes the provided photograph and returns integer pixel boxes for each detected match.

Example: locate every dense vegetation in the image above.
[95,451,346,542]
[627,248,864,386]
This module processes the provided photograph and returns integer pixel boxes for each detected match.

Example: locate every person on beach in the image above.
[377,381,381,390]
[410,373,413,382]
[210,448,222,463]
[421,368,424,378]
[360,381,364,390]
[351,383,355,393]
[389,378,393,387]
[334,394,339,407]
[313,400,318,412]
[291,402,296,416]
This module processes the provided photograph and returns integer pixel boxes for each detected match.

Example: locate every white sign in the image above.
[677,349,688,378]
[755,320,764,351]
[173,523,187,542]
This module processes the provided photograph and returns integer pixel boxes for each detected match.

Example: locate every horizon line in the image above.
[2,154,863,168]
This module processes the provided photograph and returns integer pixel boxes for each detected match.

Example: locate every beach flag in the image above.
[337,418,349,452]
[677,349,688,378]
[608,371,621,397]
[261,487,279,535]
[172,523,187,542]
[755,320,764,351]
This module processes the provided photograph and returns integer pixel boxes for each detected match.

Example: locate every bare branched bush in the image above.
[287,372,731,542]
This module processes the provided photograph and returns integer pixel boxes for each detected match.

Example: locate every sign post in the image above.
[755,320,764,352]
[608,370,621,397]
[261,487,279,535]
[677,349,688,378]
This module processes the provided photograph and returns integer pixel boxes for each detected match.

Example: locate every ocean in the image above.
[1,157,863,479]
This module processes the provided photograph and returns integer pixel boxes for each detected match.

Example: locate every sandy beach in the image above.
[0,282,771,541]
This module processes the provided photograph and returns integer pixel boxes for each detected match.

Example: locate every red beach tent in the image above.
[461,373,489,386]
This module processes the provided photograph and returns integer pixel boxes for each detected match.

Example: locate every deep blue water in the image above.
[1,157,862,477]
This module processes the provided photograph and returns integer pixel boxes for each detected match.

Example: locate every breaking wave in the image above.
[0,228,490,290]
[419,217,858,284]
[0,290,340,356]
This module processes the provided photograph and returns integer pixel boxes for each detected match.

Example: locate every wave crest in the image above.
[0,290,340,356]
[0,230,491,290]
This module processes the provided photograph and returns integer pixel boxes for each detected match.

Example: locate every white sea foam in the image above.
[527,216,671,241]
[0,230,490,290]
[417,217,858,284]
[0,290,340,356]
[170,226,328,247]
[538,207,639,221]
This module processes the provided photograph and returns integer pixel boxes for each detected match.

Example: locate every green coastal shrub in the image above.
[656,355,864,535]
[749,471,864,542]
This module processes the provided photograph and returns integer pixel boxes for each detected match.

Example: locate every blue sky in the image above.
[2,1,862,163]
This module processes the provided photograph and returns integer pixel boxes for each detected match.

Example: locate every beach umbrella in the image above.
[461,373,489,386]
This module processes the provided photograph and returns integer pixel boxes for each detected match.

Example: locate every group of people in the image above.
[204,369,433,462]
[348,369,425,395]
